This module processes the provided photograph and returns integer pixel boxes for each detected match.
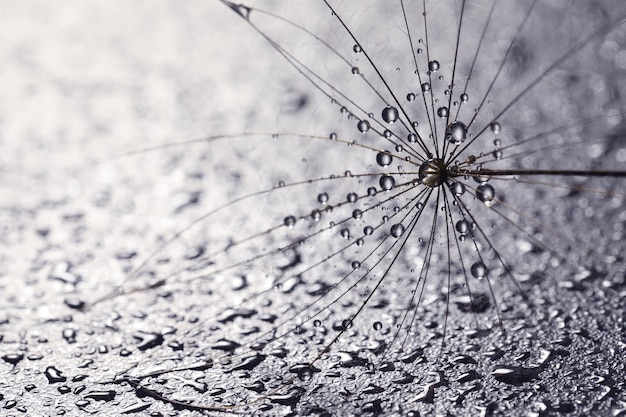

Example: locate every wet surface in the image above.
[1,1,626,416]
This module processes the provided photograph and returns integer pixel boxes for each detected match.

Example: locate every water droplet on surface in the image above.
[346,192,358,203]
[490,121,501,134]
[492,366,540,385]
[382,106,399,123]
[2,353,24,366]
[407,92,416,101]
[460,93,469,102]
[353,44,362,53]
[352,209,362,220]
[437,107,449,118]
[351,66,360,75]
[45,366,67,384]
[421,82,430,92]
[373,321,383,331]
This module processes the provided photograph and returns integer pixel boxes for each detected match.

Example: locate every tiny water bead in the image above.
[407,92,416,102]
[490,121,501,134]
[451,181,466,195]
[418,158,447,188]
[460,93,469,102]
[346,192,359,203]
[421,82,430,92]
[381,106,399,123]
[283,216,296,228]
[317,192,329,204]
[352,44,362,53]
[437,107,449,118]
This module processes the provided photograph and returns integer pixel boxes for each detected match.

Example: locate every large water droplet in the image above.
[445,121,467,144]
[428,60,440,72]
[477,184,495,205]
[379,175,395,191]
[357,120,370,133]
[376,151,393,167]
[390,223,405,238]
[382,106,399,123]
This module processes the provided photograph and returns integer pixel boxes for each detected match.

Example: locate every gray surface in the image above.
[1,1,626,416]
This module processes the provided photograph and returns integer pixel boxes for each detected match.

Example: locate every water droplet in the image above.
[352,261,361,270]
[62,328,76,344]
[340,229,351,239]
[407,133,417,142]
[364,225,374,235]
[376,151,393,167]
[45,366,67,384]
[451,182,465,195]
[352,209,363,220]
[353,44,362,53]
[419,158,446,188]
[357,120,370,132]
[351,66,360,75]
[471,262,487,279]
[2,353,24,366]
[460,93,469,102]
[490,121,501,134]
[382,106,399,123]
[391,223,405,238]
[491,366,540,385]
[317,192,329,204]
[346,192,358,203]
[477,184,495,205]
[310,209,322,221]
[379,175,395,191]
[283,215,296,228]
[492,149,503,159]
[132,331,164,351]
[455,220,469,235]
[407,92,416,102]
[445,121,467,144]
[367,187,377,196]
[421,82,430,92]
[428,60,440,72]
[373,321,383,331]
[437,107,448,118]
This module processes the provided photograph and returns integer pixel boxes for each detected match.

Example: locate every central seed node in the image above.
[419,158,446,188]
